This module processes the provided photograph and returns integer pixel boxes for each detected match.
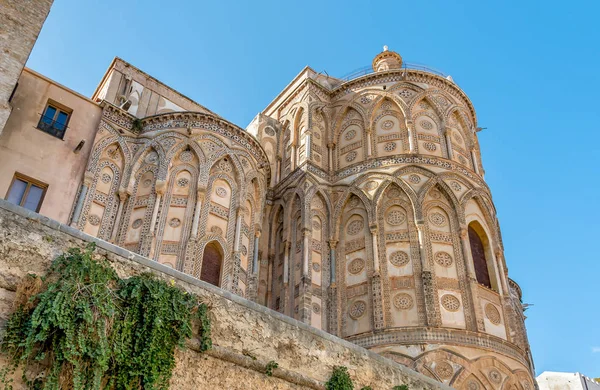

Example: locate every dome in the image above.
[372,45,403,72]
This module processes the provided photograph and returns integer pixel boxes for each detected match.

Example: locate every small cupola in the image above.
[372,45,403,72]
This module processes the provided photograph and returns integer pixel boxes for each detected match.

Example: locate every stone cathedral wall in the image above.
[0,199,450,390]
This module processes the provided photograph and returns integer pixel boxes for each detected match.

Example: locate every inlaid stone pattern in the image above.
[441,294,461,312]
[348,258,365,274]
[346,220,364,235]
[349,300,367,319]
[389,251,409,267]
[393,293,414,310]
[485,303,501,325]
[434,251,453,267]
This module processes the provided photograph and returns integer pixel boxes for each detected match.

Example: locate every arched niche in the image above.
[468,221,499,292]
[201,241,224,287]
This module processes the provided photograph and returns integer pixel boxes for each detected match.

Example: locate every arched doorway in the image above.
[468,223,492,290]
[201,241,223,287]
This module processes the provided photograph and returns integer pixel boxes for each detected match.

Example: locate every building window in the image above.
[5,173,48,212]
[468,224,492,289]
[37,101,71,139]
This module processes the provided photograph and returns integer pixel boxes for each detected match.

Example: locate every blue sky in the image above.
[27,0,600,377]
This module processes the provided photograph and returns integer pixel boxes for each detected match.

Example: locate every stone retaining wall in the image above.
[0,199,449,390]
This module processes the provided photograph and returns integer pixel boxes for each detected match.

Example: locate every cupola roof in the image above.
[372,45,403,72]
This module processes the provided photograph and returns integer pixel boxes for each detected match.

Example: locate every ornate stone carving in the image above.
[345,151,357,162]
[485,303,501,325]
[389,251,409,267]
[132,219,143,229]
[381,120,394,130]
[348,258,365,274]
[434,361,453,380]
[428,212,446,227]
[349,300,367,319]
[88,214,101,226]
[434,251,453,267]
[386,210,406,226]
[441,294,461,312]
[346,220,364,235]
[393,293,413,310]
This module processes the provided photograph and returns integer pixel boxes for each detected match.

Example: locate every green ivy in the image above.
[360,387,373,390]
[0,244,211,390]
[265,361,278,377]
[392,386,409,390]
[326,366,354,390]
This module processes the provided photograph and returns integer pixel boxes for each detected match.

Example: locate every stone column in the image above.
[70,183,89,227]
[370,226,380,274]
[327,142,335,172]
[444,129,454,159]
[150,180,166,237]
[416,220,438,326]
[302,228,311,277]
[305,132,311,160]
[471,148,480,174]
[275,156,282,183]
[328,239,338,284]
[233,207,244,251]
[252,230,261,275]
[110,190,129,242]
[406,120,416,153]
[291,144,297,170]
[282,240,291,315]
[493,248,507,295]
[366,131,373,157]
[191,189,205,238]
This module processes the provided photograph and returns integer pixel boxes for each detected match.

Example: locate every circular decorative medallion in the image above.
[381,120,394,130]
[215,187,228,198]
[345,151,357,162]
[389,251,409,267]
[241,245,248,256]
[430,189,441,199]
[408,174,421,184]
[344,129,356,141]
[145,151,158,164]
[434,251,453,267]
[312,262,321,272]
[423,142,437,152]
[485,303,501,325]
[218,160,232,173]
[179,151,193,162]
[313,131,321,139]
[359,95,372,104]
[450,181,462,192]
[348,197,360,208]
[177,178,189,188]
[384,142,397,152]
[101,173,112,183]
[434,361,454,380]
[467,380,480,390]
[419,101,429,110]
[210,226,223,235]
[441,294,461,312]
[393,293,414,310]
[346,219,364,235]
[169,218,181,228]
[453,132,463,144]
[420,120,433,130]
[312,303,321,314]
[265,127,275,136]
[364,180,378,191]
[488,369,502,384]
[132,219,143,229]
[398,89,412,98]
[459,155,467,165]
[142,179,152,188]
[349,300,366,319]
[428,212,446,227]
[386,210,406,226]
[381,102,392,110]
[312,219,321,230]
[88,214,101,226]
[348,258,365,274]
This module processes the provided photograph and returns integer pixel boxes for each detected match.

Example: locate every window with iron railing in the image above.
[37,103,71,139]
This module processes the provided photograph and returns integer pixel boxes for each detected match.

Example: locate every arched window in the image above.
[468,225,491,289]
[201,242,223,287]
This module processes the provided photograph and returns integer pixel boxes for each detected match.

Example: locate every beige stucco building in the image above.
[0,21,535,388]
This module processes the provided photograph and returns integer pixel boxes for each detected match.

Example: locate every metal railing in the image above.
[37,114,68,139]
[339,61,450,82]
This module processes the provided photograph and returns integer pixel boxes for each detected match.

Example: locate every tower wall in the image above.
[253,54,534,389]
